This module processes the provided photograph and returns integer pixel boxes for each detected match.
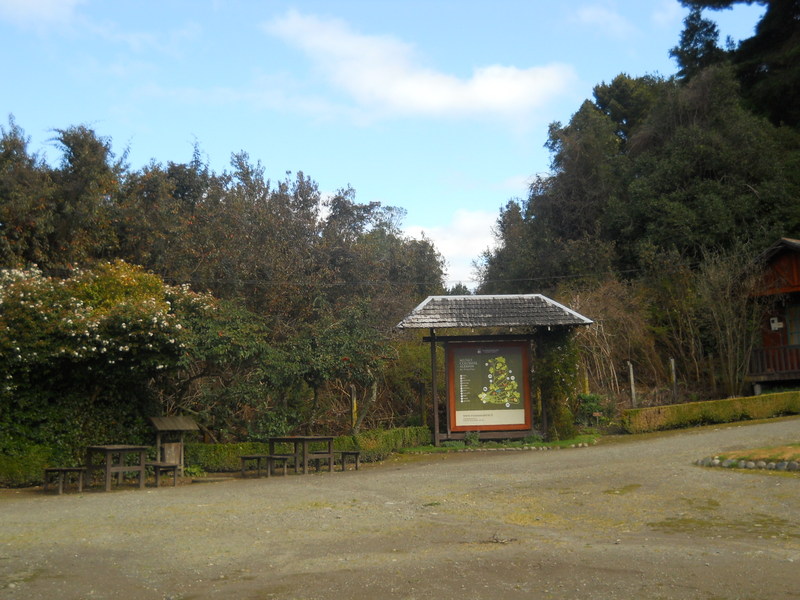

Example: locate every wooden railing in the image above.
[749,345,800,378]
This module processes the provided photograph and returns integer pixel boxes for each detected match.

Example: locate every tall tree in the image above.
[614,66,799,265]
[0,117,55,268]
[48,125,122,273]
[681,0,800,128]
[670,8,728,81]
[593,74,664,148]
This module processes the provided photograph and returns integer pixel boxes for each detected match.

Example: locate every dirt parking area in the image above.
[2,418,799,600]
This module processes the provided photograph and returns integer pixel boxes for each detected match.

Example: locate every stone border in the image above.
[458,442,593,452]
[403,442,595,455]
[695,456,800,471]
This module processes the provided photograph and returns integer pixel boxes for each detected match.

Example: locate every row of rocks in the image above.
[695,456,800,471]
[458,442,593,452]
[405,442,595,455]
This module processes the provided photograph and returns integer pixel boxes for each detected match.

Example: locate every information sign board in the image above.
[447,342,531,432]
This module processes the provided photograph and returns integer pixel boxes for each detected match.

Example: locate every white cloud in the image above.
[406,209,498,287]
[499,173,535,196]
[651,0,684,28]
[263,10,576,121]
[0,0,84,28]
[573,4,637,38]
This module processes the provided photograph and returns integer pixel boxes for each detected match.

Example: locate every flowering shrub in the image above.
[0,261,214,466]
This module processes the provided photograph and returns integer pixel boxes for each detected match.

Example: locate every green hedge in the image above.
[184,426,432,473]
[621,391,800,434]
[0,445,53,487]
[0,426,432,486]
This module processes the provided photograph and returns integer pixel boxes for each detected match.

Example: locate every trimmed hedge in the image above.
[0,445,53,487]
[185,426,432,473]
[621,391,800,434]
[0,426,432,486]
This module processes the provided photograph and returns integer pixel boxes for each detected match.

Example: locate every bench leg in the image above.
[45,470,85,494]
[270,458,287,477]
[341,453,360,471]
[240,457,260,478]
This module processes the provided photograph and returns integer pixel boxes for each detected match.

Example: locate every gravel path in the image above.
[2,417,799,600]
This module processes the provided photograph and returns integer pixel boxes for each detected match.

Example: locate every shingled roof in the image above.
[395,294,592,330]
[758,237,800,262]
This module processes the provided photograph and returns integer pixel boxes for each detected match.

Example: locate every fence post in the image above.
[670,357,678,403]
[627,360,637,408]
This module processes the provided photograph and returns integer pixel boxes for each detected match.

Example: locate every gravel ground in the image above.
[2,417,799,600]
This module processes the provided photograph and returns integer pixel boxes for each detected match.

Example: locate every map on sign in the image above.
[477,355,520,406]
[449,342,529,430]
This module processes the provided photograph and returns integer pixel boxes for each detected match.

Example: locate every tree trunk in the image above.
[352,377,377,434]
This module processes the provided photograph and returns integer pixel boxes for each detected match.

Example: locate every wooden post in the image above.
[582,363,590,395]
[670,357,678,403]
[538,384,547,436]
[418,382,427,427]
[627,360,637,408]
[179,432,187,476]
[430,328,440,446]
[350,383,358,430]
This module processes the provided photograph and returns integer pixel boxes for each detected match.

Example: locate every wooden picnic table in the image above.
[85,445,149,491]
[268,436,334,474]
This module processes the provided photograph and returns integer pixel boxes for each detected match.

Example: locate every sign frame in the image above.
[446,341,532,432]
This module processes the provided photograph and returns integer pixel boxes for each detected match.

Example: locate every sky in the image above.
[0,0,765,288]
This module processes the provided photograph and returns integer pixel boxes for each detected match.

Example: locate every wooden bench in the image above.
[311,451,361,472]
[308,451,335,473]
[336,450,361,471]
[44,467,85,495]
[146,462,179,487]
[240,454,289,478]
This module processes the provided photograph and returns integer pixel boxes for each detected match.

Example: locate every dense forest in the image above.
[0,120,447,457]
[478,0,800,403]
[2,0,799,461]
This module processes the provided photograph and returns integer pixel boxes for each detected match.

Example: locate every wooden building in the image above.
[749,238,800,392]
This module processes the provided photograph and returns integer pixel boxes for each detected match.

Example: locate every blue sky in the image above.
[0,0,765,287]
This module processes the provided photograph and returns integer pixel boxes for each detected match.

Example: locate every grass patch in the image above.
[649,513,799,540]
[716,443,800,463]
